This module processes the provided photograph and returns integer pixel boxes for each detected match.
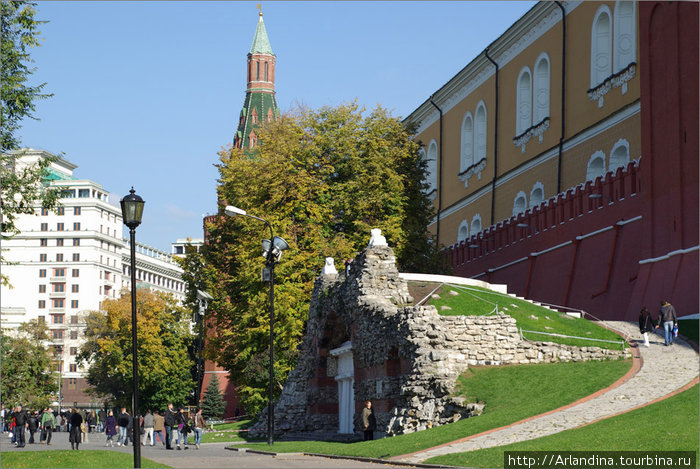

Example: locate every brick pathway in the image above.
[394,321,699,464]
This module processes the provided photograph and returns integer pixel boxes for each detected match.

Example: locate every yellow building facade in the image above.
[406,1,641,248]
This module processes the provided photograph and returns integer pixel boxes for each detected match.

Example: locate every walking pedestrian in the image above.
[152,411,165,446]
[27,411,39,444]
[104,410,117,446]
[639,307,655,347]
[142,410,154,446]
[13,405,27,448]
[117,408,129,447]
[656,300,678,346]
[164,403,176,450]
[69,408,83,450]
[41,408,55,445]
[175,407,189,450]
[193,407,203,449]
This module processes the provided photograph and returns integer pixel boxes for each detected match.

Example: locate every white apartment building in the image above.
[1,149,188,408]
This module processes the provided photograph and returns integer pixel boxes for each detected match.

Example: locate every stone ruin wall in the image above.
[250,242,630,438]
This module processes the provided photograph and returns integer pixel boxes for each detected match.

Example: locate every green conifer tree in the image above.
[200,374,226,420]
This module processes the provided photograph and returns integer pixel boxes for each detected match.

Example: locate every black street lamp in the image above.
[195,290,213,406]
[120,188,144,469]
[224,205,288,445]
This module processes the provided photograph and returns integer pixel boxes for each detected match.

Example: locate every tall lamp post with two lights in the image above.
[224,205,289,445]
[120,188,145,469]
[194,290,213,405]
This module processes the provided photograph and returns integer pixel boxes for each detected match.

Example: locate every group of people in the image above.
[103,404,204,450]
[639,300,680,347]
[2,405,83,448]
[3,404,205,451]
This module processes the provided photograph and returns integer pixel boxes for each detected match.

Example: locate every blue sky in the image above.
[20,1,535,252]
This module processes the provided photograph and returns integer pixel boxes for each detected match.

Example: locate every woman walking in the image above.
[639,307,655,347]
[193,408,203,450]
[104,410,117,447]
[41,408,55,445]
[69,408,83,450]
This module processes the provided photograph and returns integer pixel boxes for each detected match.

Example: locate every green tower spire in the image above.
[233,9,279,152]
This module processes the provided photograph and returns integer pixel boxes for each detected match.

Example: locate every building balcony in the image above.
[49,292,66,299]
[49,307,65,313]
[50,276,66,282]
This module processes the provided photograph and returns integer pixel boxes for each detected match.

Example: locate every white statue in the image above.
[321,257,338,275]
[368,228,387,247]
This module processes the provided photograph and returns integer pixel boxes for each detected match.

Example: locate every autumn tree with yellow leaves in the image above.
[78,290,195,412]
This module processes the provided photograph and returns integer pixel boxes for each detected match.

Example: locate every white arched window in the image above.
[609,139,630,171]
[614,1,636,72]
[586,151,607,181]
[475,102,487,162]
[470,214,482,236]
[533,54,550,124]
[529,182,545,209]
[457,220,469,244]
[591,6,612,87]
[460,112,474,172]
[513,191,528,216]
[516,68,532,135]
[426,141,438,196]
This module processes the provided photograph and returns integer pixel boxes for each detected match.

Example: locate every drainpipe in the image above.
[484,48,499,226]
[429,96,443,248]
[555,1,566,194]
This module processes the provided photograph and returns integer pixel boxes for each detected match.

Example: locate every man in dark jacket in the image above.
[164,403,176,450]
[657,300,678,346]
[117,408,130,447]
[13,406,27,448]
[27,411,39,443]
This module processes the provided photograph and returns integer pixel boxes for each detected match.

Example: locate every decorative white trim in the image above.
[398,272,509,294]
[412,2,581,135]
[587,62,636,106]
[470,213,483,236]
[458,158,486,188]
[457,220,469,244]
[529,182,545,208]
[575,225,613,241]
[639,246,699,265]
[487,257,529,273]
[428,103,640,227]
[531,240,573,257]
[586,150,607,182]
[329,340,353,356]
[513,117,550,152]
[513,191,528,216]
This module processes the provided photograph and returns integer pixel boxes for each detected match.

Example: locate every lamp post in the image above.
[120,188,145,469]
[224,205,288,445]
[194,290,213,406]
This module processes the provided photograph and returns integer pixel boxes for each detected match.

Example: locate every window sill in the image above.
[587,62,636,108]
[458,158,487,188]
[513,117,550,153]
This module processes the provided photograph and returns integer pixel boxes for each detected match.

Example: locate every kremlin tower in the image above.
[233,8,279,150]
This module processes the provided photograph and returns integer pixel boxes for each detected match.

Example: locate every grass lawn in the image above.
[427,284,626,350]
[237,359,631,459]
[0,450,170,468]
[202,419,253,443]
[426,384,700,468]
[679,319,699,345]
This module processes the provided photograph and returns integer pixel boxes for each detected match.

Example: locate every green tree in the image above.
[0,319,57,409]
[1,1,58,286]
[1,0,52,152]
[200,102,441,413]
[77,289,195,412]
[200,374,226,420]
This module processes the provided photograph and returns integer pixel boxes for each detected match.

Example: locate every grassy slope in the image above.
[202,419,252,443]
[238,359,631,459]
[679,319,699,345]
[427,384,700,468]
[427,284,626,349]
[0,450,170,468]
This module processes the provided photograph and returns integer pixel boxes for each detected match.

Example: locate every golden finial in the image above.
[257,4,262,16]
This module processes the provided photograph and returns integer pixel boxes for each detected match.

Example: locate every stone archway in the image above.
[329,341,354,434]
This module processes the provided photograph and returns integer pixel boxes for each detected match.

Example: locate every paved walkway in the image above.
[0,431,411,468]
[394,321,699,464]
